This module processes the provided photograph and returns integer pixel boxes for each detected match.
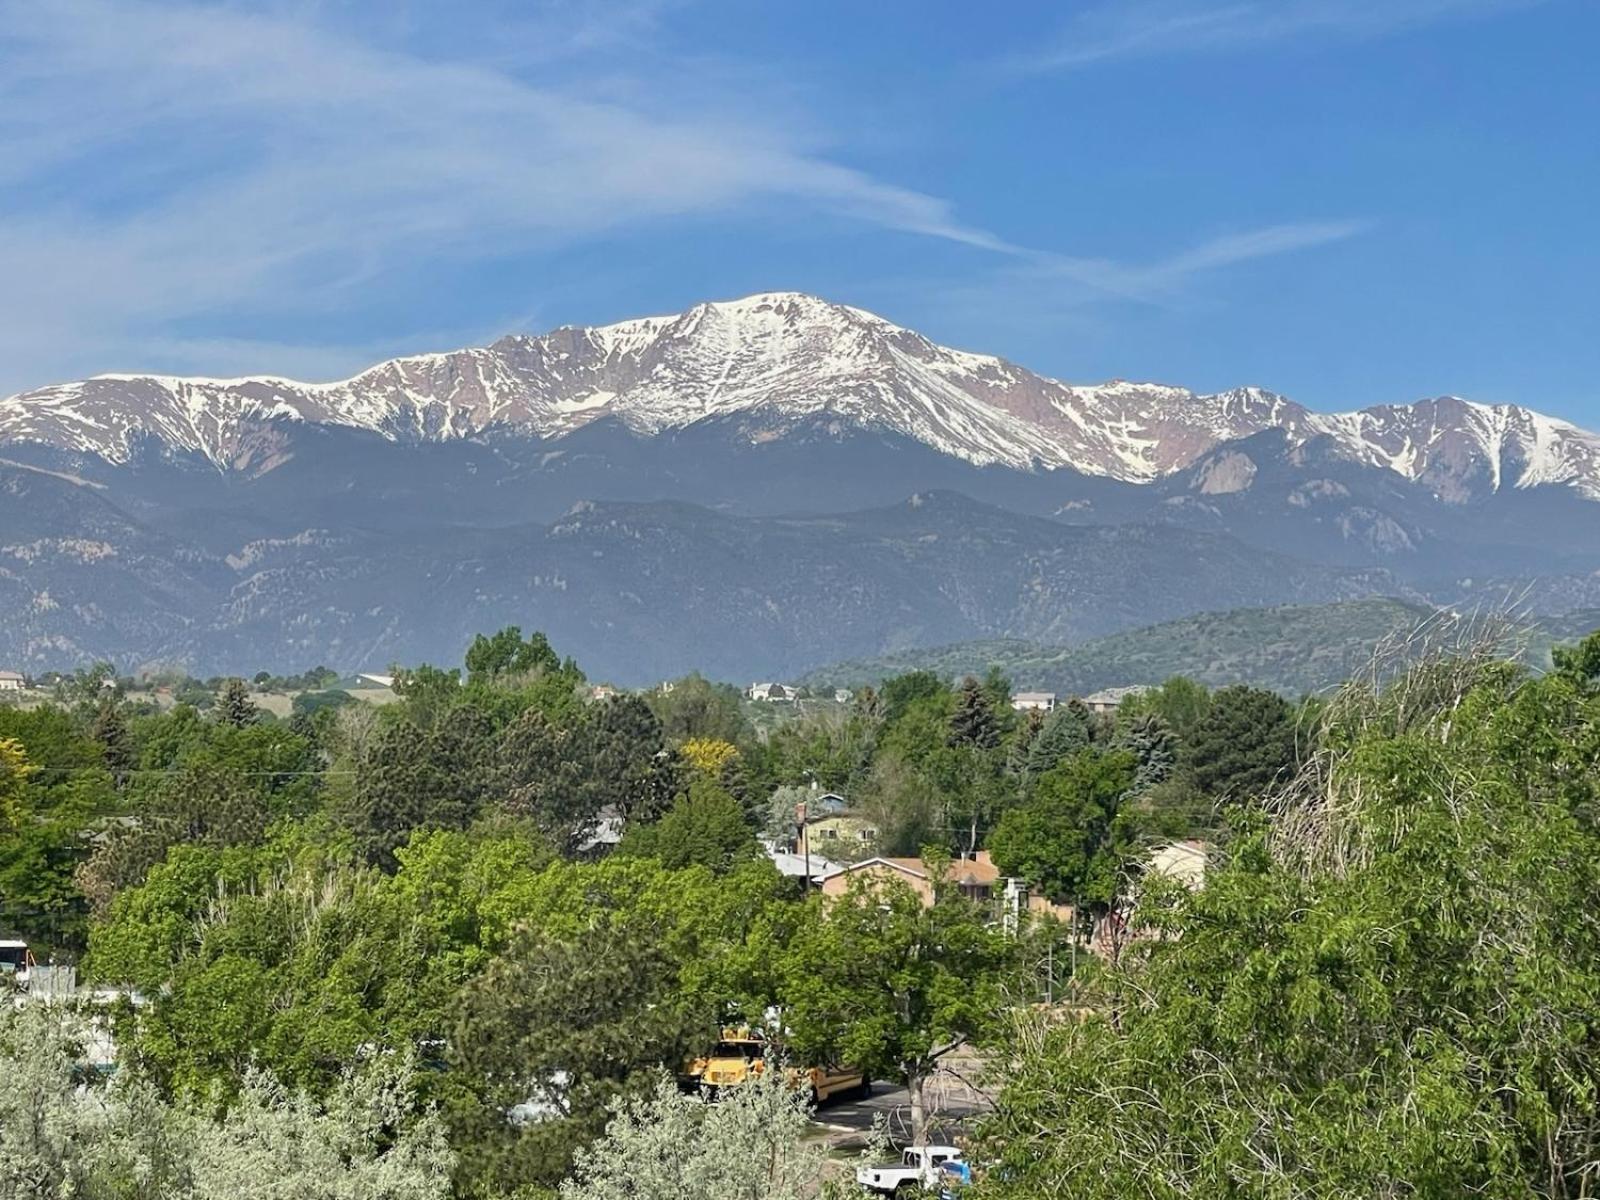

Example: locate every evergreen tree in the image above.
[1180,684,1297,803]
[89,698,135,778]
[1025,700,1092,779]
[449,909,700,1192]
[345,715,487,870]
[1007,707,1047,777]
[218,678,259,728]
[1117,712,1177,792]
[948,676,1001,750]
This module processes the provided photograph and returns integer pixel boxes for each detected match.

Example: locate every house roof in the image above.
[1146,839,1208,888]
[1011,691,1055,701]
[0,671,24,681]
[821,853,1001,888]
[764,847,842,878]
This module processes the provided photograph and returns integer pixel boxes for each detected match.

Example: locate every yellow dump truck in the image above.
[679,1028,868,1105]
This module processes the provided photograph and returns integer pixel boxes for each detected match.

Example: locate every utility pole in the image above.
[797,799,809,893]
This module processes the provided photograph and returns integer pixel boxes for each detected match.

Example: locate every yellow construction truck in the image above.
[679,1027,868,1105]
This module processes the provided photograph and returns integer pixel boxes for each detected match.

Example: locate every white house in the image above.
[1010,691,1056,712]
[0,671,24,692]
[748,682,796,702]
[356,673,395,689]
[1145,840,1208,890]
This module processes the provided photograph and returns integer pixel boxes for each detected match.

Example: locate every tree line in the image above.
[3,625,1598,1196]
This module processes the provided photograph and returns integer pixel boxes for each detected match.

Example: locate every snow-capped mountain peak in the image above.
[1,292,1596,499]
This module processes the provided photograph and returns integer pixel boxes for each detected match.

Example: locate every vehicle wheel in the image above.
[858,1077,873,1099]
[809,1085,822,1108]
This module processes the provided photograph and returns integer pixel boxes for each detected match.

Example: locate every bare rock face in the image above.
[1193,451,1258,496]
[4,292,1596,502]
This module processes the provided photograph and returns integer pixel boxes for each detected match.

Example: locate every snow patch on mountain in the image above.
[2,292,1597,499]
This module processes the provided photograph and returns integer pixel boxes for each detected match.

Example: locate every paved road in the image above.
[814,1064,994,1148]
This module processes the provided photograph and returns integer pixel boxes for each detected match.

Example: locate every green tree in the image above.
[445,857,779,1193]
[771,863,1008,1147]
[217,678,259,728]
[948,676,1000,750]
[560,1073,828,1200]
[449,920,696,1193]
[1116,711,1177,792]
[0,1001,453,1199]
[290,688,355,719]
[622,779,757,872]
[988,748,1138,908]
[1129,675,1212,738]
[77,762,271,916]
[0,736,34,833]
[879,671,946,726]
[979,635,1600,1198]
[464,626,562,684]
[1179,683,1297,803]
[390,664,462,726]
[1024,700,1092,779]
[89,698,136,778]
[344,711,492,870]
[647,674,750,745]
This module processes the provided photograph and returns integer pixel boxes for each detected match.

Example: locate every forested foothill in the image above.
[3,621,1600,1198]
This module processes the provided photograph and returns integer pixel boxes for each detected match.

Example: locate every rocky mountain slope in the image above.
[5,292,1598,500]
[0,471,1402,680]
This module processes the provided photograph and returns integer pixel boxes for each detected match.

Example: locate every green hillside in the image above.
[802,598,1454,697]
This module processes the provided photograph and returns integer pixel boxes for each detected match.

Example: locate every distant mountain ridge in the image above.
[0,469,1403,679]
[4,292,1598,500]
[801,599,1597,698]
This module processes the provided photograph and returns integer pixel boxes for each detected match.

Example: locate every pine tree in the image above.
[1007,707,1047,777]
[218,678,259,728]
[89,699,135,777]
[1118,712,1177,792]
[948,676,1000,750]
[1180,684,1297,803]
[1025,701,1092,779]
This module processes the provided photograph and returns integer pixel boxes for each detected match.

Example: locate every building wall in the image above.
[799,815,877,859]
[819,862,936,906]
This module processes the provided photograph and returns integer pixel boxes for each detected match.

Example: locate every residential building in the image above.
[761,841,841,885]
[748,682,796,702]
[1080,685,1149,715]
[356,672,395,689]
[797,810,878,860]
[819,851,1001,906]
[1144,839,1208,890]
[0,671,24,692]
[833,688,853,704]
[1010,691,1056,712]
[587,684,619,701]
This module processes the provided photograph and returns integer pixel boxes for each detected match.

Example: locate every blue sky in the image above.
[1,0,1595,422]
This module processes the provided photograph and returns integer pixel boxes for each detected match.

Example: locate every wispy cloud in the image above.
[1013,0,1545,71]
[1003,220,1369,302]
[0,0,1368,393]
[0,0,1015,389]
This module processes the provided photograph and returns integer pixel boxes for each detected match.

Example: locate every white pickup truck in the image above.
[856,1145,964,1195]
